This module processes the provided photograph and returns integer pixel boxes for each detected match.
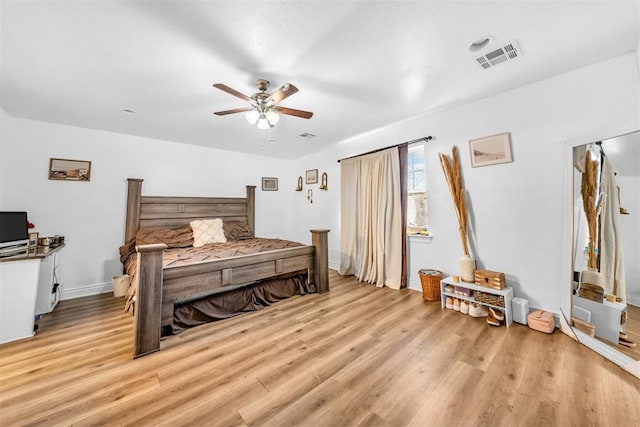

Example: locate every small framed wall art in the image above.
[468,132,512,168]
[262,177,278,191]
[305,169,318,184]
[49,158,92,181]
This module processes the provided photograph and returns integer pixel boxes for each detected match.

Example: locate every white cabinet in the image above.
[35,251,60,315]
[0,258,41,343]
[0,245,64,344]
[572,294,626,344]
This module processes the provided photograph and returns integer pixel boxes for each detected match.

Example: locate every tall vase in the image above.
[460,255,476,283]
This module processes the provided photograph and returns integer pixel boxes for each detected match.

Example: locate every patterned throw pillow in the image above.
[190,218,227,247]
[223,221,254,240]
[135,225,193,248]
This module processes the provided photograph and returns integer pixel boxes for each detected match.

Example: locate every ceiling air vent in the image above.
[474,41,521,70]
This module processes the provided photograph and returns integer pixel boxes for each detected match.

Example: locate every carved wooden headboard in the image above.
[124,178,256,243]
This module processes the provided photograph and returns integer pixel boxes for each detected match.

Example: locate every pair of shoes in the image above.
[619,336,636,348]
[446,297,454,309]
[489,307,504,321]
[453,299,461,312]
[460,300,469,315]
[487,307,504,327]
[619,331,628,340]
[444,285,455,293]
[469,303,488,318]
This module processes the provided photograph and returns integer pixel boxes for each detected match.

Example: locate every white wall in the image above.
[0,110,295,298]
[2,53,638,313]
[618,176,640,307]
[290,53,640,312]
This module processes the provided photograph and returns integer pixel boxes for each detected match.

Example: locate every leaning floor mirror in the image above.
[563,125,640,379]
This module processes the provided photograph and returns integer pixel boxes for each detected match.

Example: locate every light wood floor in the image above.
[1,271,639,426]
[600,304,640,360]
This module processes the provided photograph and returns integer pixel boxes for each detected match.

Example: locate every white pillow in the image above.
[190,218,227,247]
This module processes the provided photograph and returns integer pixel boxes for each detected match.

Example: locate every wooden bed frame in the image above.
[124,178,329,358]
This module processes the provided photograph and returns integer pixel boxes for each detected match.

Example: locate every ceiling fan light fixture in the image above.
[257,115,271,130]
[245,110,259,125]
[265,110,280,125]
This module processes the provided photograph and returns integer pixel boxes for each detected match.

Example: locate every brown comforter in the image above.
[121,237,304,287]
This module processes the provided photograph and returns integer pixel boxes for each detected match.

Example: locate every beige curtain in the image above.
[599,157,626,299]
[339,148,403,289]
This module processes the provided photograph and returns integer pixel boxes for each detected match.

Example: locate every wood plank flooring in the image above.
[1,270,639,426]
[599,304,639,360]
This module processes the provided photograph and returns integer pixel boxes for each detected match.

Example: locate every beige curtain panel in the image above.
[339,148,402,289]
[599,157,626,299]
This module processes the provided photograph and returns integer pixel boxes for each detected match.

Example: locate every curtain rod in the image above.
[337,136,432,163]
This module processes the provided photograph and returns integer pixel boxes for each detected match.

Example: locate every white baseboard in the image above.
[626,295,640,308]
[60,282,112,300]
[329,260,340,271]
[408,278,421,292]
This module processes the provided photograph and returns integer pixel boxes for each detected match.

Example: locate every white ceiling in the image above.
[1,1,639,159]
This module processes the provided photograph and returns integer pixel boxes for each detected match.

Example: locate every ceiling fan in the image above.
[213,79,313,129]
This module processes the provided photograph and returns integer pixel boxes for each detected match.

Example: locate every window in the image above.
[407,142,428,234]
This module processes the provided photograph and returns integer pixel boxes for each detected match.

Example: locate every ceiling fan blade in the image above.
[275,106,313,119]
[214,107,253,116]
[267,83,299,104]
[213,83,251,102]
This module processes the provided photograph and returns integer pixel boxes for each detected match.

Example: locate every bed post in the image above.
[133,243,167,358]
[311,229,330,293]
[125,178,144,243]
[246,185,256,236]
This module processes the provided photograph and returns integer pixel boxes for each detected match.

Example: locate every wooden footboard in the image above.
[133,229,329,358]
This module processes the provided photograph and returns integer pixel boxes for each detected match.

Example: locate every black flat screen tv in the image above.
[0,211,29,251]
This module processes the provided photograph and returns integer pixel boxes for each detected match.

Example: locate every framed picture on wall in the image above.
[49,158,92,181]
[261,177,278,191]
[305,169,318,184]
[469,132,512,167]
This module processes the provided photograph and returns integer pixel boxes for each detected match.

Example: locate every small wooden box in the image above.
[475,269,506,290]
[578,283,604,303]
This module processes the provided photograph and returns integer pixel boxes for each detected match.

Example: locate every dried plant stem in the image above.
[439,146,470,256]
[581,151,602,269]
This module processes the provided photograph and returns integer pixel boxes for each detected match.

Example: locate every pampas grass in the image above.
[439,146,470,256]
[581,150,602,270]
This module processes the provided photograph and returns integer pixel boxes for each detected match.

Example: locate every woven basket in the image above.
[473,290,505,307]
[419,269,443,302]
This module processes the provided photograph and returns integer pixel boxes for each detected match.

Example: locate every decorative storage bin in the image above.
[454,286,473,297]
[112,274,130,297]
[473,290,505,307]
[474,269,506,290]
[527,310,555,334]
[578,282,604,303]
[512,297,529,325]
[419,269,443,302]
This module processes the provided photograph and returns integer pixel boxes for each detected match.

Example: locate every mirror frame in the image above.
[561,119,640,378]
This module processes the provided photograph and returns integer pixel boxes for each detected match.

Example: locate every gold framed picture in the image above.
[28,232,39,247]
[305,169,318,184]
[49,158,91,181]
